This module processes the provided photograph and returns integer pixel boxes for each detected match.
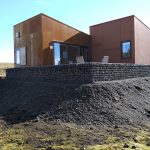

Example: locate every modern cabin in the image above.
[14,14,150,66]
[90,15,150,64]
[14,13,90,67]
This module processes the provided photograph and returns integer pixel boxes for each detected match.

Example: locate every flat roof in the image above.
[14,13,89,35]
[90,15,150,30]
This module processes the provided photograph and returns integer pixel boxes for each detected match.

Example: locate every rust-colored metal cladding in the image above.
[90,16,135,63]
[14,14,90,67]
[14,14,150,67]
[134,17,150,64]
[14,15,43,67]
[41,14,90,65]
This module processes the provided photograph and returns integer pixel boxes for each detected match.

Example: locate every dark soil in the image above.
[0,77,150,125]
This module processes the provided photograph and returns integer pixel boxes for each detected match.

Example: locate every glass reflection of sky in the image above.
[122,42,130,53]
[16,49,20,64]
[54,43,60,65]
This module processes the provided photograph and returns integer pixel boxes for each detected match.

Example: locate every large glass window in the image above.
[121,41,131,58]
[53,42,88,65]
[68,45,80,63]
[59,44,80,64]
[54,43,60,65]
[60,44,68,64]
[80,46,88,62]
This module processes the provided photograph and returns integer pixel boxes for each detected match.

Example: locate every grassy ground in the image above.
[0,119,149,150]
[0,63,14,77]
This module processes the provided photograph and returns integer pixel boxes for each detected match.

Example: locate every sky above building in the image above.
[0,0,150,63]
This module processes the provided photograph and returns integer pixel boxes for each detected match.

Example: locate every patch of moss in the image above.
[0,126,34,150]
[0,121,150,150]
[87,143,122,150]
[50,145,79,150]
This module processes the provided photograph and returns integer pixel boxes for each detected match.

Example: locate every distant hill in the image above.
[0,63,14,76]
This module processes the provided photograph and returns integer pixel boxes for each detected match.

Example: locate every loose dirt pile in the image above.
[0,77,150,125]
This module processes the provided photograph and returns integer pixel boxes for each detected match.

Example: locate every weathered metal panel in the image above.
[41,14,90,65]
[90,16,135,63]
[14,14,43,67]
[134,17,150,64]
[14,14,90,67]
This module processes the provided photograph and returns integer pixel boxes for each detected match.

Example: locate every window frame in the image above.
[121,40,131,59]
[15,47,27,65]
[51,41,88,64]
[15,49,20,65]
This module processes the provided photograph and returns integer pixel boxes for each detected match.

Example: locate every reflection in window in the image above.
[16,50,20,64]
[60,44,68,64]
[80,47,88,62]
[68,45,80,63]
[121,41,131,58]
[54,43,60,65]
[53,42,88,64]
[15,47,26,65]
[63,51,68,60]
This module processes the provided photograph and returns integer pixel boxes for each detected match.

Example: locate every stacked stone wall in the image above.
[6,63,150,83]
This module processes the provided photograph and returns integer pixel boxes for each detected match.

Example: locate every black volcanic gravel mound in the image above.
[0,78,150,125]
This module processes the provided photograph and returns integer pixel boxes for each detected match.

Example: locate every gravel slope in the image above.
[0,77,150,125]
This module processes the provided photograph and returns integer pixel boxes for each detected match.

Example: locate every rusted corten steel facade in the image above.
[14,14,150,67]
[134,17,150,64]
[14,13,90,67]
[90,15,150,64]
[14,15,43,67]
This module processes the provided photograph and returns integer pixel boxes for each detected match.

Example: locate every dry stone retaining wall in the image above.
[6,63,150,83]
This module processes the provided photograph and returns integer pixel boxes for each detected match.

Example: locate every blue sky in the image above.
[0,0,150,62]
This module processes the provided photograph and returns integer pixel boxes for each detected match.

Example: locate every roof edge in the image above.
[90,15,150,31]
[13,13,43,27]
[90,15,135,28]
[134,15,150,30]
[14,13,89,35]
[40,13,89,35]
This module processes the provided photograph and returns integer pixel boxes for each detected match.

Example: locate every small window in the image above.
[121,41,131,58]
[16,32,20,38]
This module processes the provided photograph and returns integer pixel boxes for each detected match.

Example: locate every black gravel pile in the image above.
[0,77,150,125]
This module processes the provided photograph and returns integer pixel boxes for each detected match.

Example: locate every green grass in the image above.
[0,63,14,77]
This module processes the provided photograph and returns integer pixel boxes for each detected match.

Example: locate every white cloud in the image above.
[0,50,14,63]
